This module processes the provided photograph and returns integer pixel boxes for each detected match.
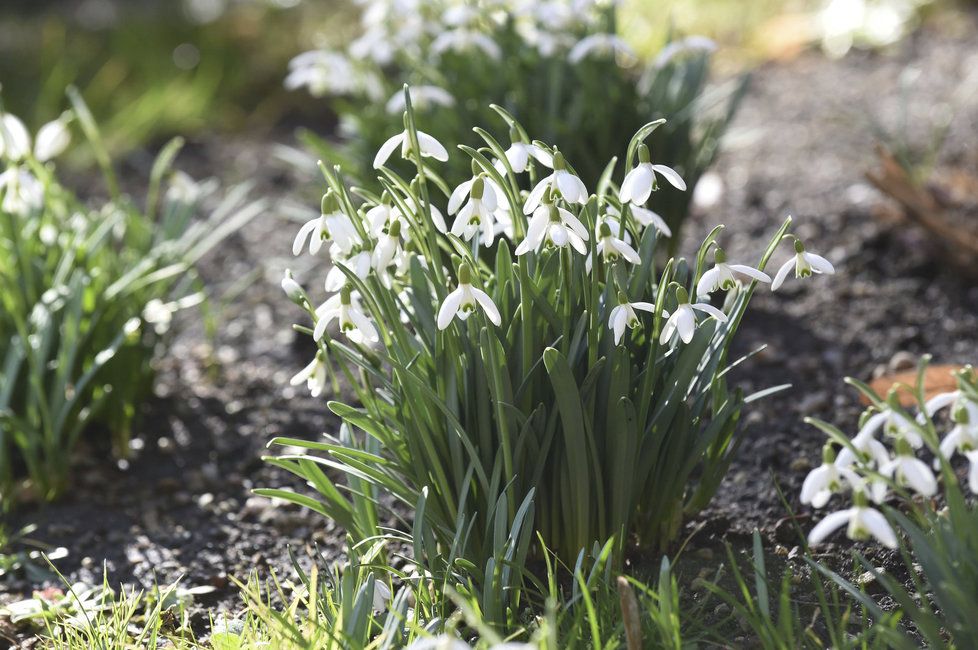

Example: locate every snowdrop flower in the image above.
[653,35,717,68]
[371,218,404,277]
[385,85,455,114]
[442,4,480,27]
[568,33,635,64]
[0,167,44,216]
[609,292,654,345]
[436,264,501,329]
[431,29,502,60]
[290,353,328,398]
[808,490,897,548]
[0,113,31,161]
[285,50,359,97]
[659,286,728,345]
[931,394,978,465]
[835,413,890,468]
[324,248,372,292]
[857,407,923,449]
[313,287,379,344]
[771,240,835,291]
[586,222,640,272]
[696,248,772,296]
[515,201,589,256]
[620,144,686,205]
[34,117,72,161]
[371,579,391,612]
[0,112,71,162]
[293,193,359,256]
[280,271,304,303]
[879,439,937,497]
[495,126,552,174]
[403,636,471,650]
[448,175,500,246]
[801,444,862,508]
[523,150,588,214]
[373,127,449,169]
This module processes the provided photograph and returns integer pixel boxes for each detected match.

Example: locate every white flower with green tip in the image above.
[879,438,937,497]
[696,248,771,296]
[771,240,835,291]
[660,286,728,345]
[619,144,686,205]
[609,292,655,345]
[437,264,501,329]
[515,201,589,256]
[523,149,588,214]
[808,490,897,548]
[801,444,862,508]
[496,126,552,174]
[373,126,449,169]
[448,175,501,246]
[290,353,328,398]
[293,193,359,256]
[586,221,640,272]
[313,287,379,345]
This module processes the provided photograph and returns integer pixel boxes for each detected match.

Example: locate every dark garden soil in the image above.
[2,11,978,641]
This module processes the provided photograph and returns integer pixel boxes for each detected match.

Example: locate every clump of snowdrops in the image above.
[801,360,978,647]
[268,87,834,623]
[0,90,262,505]
[286,0,745,248]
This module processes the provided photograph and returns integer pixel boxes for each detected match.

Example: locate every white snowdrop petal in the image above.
[858,508,897,548]
[472,288,501,325]
[437,288,465,329]
[373,133,404,168]
[417,131,449,161]
[808,509,852,545]
[729,264,772,284]
[771,258,794,291]
[803,252,835,274]
[650,164,687,191]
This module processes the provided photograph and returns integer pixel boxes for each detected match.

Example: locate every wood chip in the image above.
[863,365,964,406]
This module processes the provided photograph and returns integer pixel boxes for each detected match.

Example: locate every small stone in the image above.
[198,493,215,508]
[790,457,812,472]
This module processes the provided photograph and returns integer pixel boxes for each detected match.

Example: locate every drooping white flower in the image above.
[568,33,635,64]
[281,272,304,302]
[385,85,455,114]
[619,144,686,205]
[609,292,655,345]
[293,193,360,256]
[834,411,903,472]
[284,50,359,97]
[371,218,405,278]
[403,635,471,650]
[373,128,449,169]
[34,117,71,161]
[448,175,501,246]
[523,150,588,214]
[801,444,862,508]
[586,221,640,272]
[0,167,44,216]
[431,29,502,60]
[495,127,552,174]
[808,491,897,548]
[696,248,772,296]
[659,286,728,345]
[325,248,372,292]
[515,202,589,256]
[436,264,501,329]
[290,353,328,397]
[771,240,835,291]
[879,439,937,497]
[313,287,379,345]
[0,113,30,161]
[853,408,923,449]
[371,579,391,612]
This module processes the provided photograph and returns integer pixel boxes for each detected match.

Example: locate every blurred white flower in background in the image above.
[385,85,455,115]
[373,129,449,168]
[568,33,635,64]
[818,0,928,58]
[808,491,898,548]
[0,167,44,216]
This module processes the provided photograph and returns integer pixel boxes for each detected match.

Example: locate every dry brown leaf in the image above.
[862,365,964,407]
